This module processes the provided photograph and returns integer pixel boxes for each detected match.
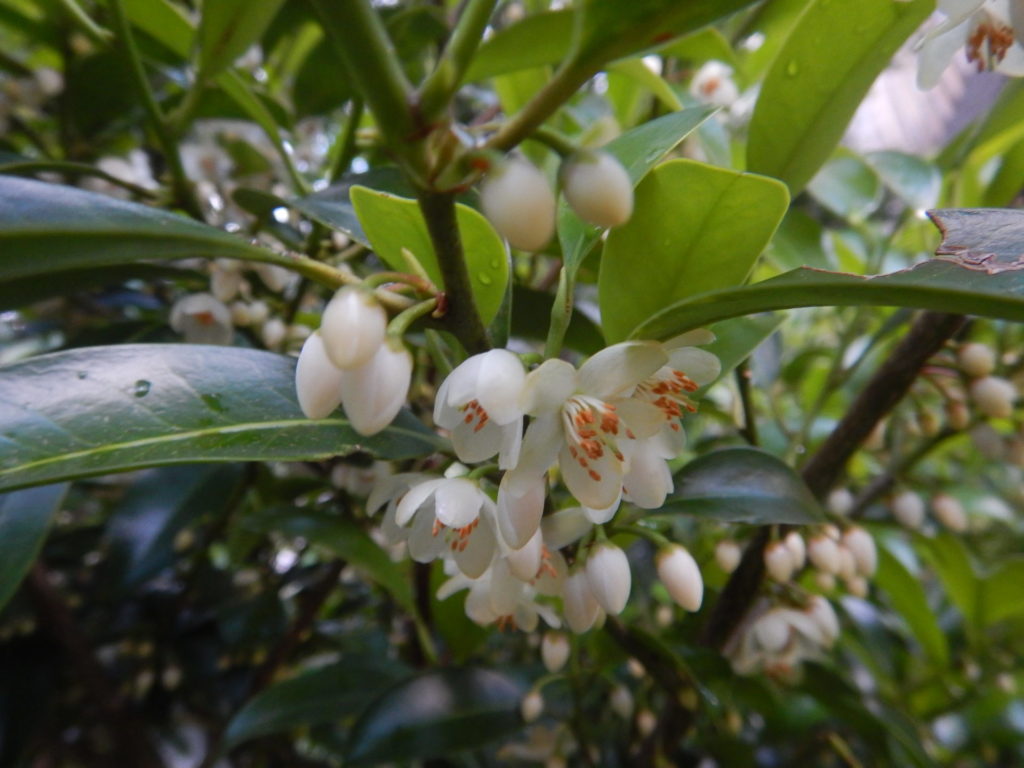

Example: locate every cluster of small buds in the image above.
[891,489,926,530]
[479,150,634,252]
[294,286,411,436]
[956,341,1017,419]
[726,595,840,680]
[764,524,876,598]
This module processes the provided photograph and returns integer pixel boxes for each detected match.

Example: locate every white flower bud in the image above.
[339,338,412,436]
[636,708,657,737]
[521,689,544,723]
[261,317,286,349]
[480,156,556,251]
[715,540,741,573]
[230,301,252,326]
[295,332,345,419]
[806,595,839,645]
[255,263,293,293]
[563,569,601,634]
[959,342,996,378]
[248,299,270,325]
[655,604,673,627]
[541,631,570,673]
[586,543,631,616]
[827,487,855,516]
[815,571,836,592]
[836,545,857,581]
[560,150,633,228]
[971,376,1016,419]
[627,658,645,678]
[808,535,841,575]
[784,531,806,570]
[845,575,869,598]
[753,610,790,653]
[841,527,876,577]
[656,545,703,611]
[320,286,387,370]
[892,490,925,529]
[764,541,796,582]
[609,685,634,720]
[932,493,968,532]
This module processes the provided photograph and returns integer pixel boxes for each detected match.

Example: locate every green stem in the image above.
[106,0,201,219]
[328,97,364,183]
[388,297,440,337]
[544,266,573,359]
[416,189,491,353]
[56,0,111,44]
[417,0,498,120]
[531,126,579,157]
[614,524,671,549]
[735,359,759,446]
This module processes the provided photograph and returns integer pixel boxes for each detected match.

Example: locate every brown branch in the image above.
[701,311,966,650]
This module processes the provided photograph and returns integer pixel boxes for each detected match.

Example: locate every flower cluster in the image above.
[915,0,1024,88]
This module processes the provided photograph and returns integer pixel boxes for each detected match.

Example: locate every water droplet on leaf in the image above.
[477,272,493,285]
[132,380,151,397]
[786,60,799,76]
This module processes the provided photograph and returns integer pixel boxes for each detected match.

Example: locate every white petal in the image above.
[585,544,631,615]
[667,347,721,386]
[434,478,483,529]
[996,41,1024,75]
[475,349,527,424]
[395,478,443,527]
[563,569,601,633]
[621,440,673,509]
[320,287,387,369]
[513,415,563,482]
[577,341,667,399]
[340,340,412,436]
[497,471,545,550]
[507,528,544,581]
[522,359,577,415]
[541,507,592,549]
[454,517,497,578]
[451,421,504,464]
[917,20,969,90]
[407,509,445,562]
[583,494,621,525]
[615,398,664,439]
[498,419,523,470]
[295,333,345,419]
[559,444,623,511]
[535,549,568,596]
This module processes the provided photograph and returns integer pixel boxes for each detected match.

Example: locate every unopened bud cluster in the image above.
[764,524,876,598]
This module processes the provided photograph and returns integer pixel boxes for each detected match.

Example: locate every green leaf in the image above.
[980,558,1024,626]
[0,483,67,612]
[464,10,574,81]
[746,0,933,194]
[807,151,883,222]
[865,151,942,210]
[350,187,509,324]
[247,510,414,613]
[916,533,978,628]
[874,543,949,666]
[599,159,789,342]
[222,659,408,750]
[510,286,603,354]
[0,344,445,492]
[0,176,273,280]
[197,0,286,78]
[559,107,715,275]
[345,667,524,765]
[702,314,785,385]
[658,447,824,524]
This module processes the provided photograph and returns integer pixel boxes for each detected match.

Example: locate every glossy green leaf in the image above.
[559,107,715,275]
[0,483,67,612]
[599,159,789,342]
[0,264,202,311]
[734,0,810,78]
[980,559,1024,626]
[875,544,949,666]
[222,659,408,750]
[510,286,603,354]
[345,667,524,765]
[807,151,883,222]
[865,151,942,210]
[350,186,508,324]
[197,0,286,78]
[747,0,933,194]
[464,10,573,81]
[702,314,785,386]
[0,176,275,280]
[658,447,824,524]
[249,510,414,613]
[917,533,978,628]
[0,345,445,492]
[105,465,242,591]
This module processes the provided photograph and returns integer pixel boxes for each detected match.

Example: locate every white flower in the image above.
[807,534,841,575]
[319,286,387,369]
[559,150,634,229]
[585,543,631,616]
[715,540,742,573]
[395,474,500,578]
[339,338,412,436]
[656,544,703,611]
[932,493,969,531]
[917,0,1024,89]
[562,568,602,634]
[690,60,740,107]
[437,557,562,631]
[294,332,344,419]
[764,541,796,583]
[480,155,556,252]
[959,341,996,377]
[434,349,526,470]
[892,489,926,529]
[170,293,233,345]
[496,471,546,550]
[970,375,1016,418]
[841,527,877,577]
[541,631,570,673]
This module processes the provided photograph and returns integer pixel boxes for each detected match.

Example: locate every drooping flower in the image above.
[560,150,634,228]
[319,286,387,370]
[339,337,412,436]
[585,542,631,616]
[437,556,563,631]
[480,155,556,251]
[294,332,344,419]
[916,0,1024,89]
[434,348,526,470]
[656,544,703,611]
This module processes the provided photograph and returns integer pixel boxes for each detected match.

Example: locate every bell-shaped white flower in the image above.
[320,286,387,369]
[295,332,345,419]
[541,631,570,673]
[434,349,526,470]
[784,531,807,570]
[517,341,668,510]
[970,375,1016,418]
[560,150,634,229]
[841,527,877,577]
[808,534,842,575]
[916,0,1024,89]
[656,544,703,611]
[715,540,742,573]
[959,341,996,377]
[496,471,546,550]
[585,542,631,616]
[339,337,412,436]
[506,528,544,582]
[438,557,561,631]
[764,540,796,582]
[689,60,740,107]
[892,489,926,529]
[562,568,602,633]
[480,155,556,251]
[396,473,499,578]
[932,492,969,531]
[170,293,233,345]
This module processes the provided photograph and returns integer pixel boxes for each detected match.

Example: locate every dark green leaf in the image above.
[223,659,408,750]
[659,448,824,524]
[0,344,445,492]
[747,0,933,194]
[702,314,785,386]
[875,543,949,666]
[346,667,524,765]
[0,264,202,311]
[0,176,275,280]
[464,10,574,81]
[197,0,286,78]
[916,533,978,628]
[980,558,1024,626]
[0,483,67,612]
[510,286,603,354]
[599,159,789,342]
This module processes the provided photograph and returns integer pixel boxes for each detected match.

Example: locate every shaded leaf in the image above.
[0,484,67,612]
[346,667,524,765]
[807,151,883,222]
[702,314,785,386]
[875,543,949,666]
[599,159,789,342]
[930,207,1024,269]
[916,533,978,629]
[465,10,574,81]
[659,448,824,524]
[197,0,286,78]
[980,558,1024,626]
[747,0,933,194]
[0,345,445,492]
[865,151,942,210]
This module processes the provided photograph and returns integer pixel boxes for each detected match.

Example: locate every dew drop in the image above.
[201,393,225,412]
[132,380,151,397]
[489,259,500,269]
[786,60,799,76]
[76,371,87,380]
[477,272,494,286]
